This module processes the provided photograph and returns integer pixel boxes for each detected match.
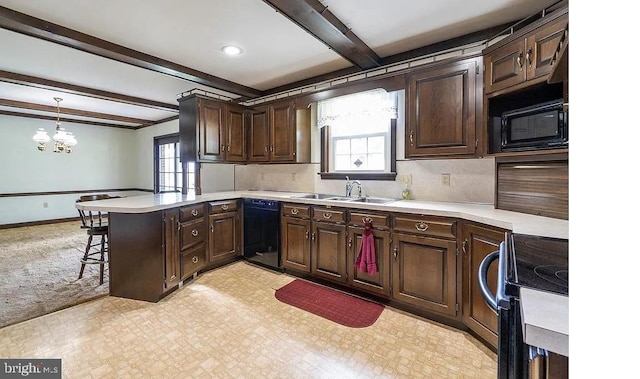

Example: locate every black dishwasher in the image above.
[243,199,281,270]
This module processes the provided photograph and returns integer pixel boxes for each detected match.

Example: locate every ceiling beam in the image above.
[0,70,178,112]
[0,6,263,98]
[262,0,381,69]
[0,110,137,129]
[0,98,153,125]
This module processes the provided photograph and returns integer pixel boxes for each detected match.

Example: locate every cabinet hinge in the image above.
[456,303,460,312]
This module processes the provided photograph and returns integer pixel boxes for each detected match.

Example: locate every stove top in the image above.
[507,234,569,296]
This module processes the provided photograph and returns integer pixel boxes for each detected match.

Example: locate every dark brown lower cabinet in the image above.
[311,221,347,283]
[163,209,181,291]
[391,232,458,317]
[281,216,311,272]
[347,227,391,297]
[461,221,506,348]
[208,211,240,264]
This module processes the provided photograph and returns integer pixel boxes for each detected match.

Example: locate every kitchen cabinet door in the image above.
[208,211,240,264]
[525,14,568,81]
[405,57,480,158]
[311,221,347,283]
[281,217,311,272]
[347,227,390,297]
[198,99,226,162]
[225,104,247,162]
[461,222,505,348]
[163,209,181,291]
[248,107,270,162]
[391,232,458,317]
[484,39,527,94]
[270,100,296,162]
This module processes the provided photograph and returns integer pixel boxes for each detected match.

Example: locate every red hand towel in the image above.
[355,220,377,275]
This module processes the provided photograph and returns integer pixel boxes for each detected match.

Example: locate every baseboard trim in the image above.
[0,217,80,230]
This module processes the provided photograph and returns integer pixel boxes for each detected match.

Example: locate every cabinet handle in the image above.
[191,209,198,217]
[409,130,414,145]
[264,146,269,152]
[393,246,398,259]
[211,224,214,232]
[227,144,230,152]
[517,52,523,70]
[311,232,316,241]
[305,230,309,239]
[362,216,372,224]
[270,145,274,152]
[348,238,353,248]
[526,47,533,67]
[191,229,199,237]
[192,256,199,264]
[415,222,429,232]
[462,238,468,256]
[291,208,299,215]
[221,145,226,152]
[323,212,332,219]
[221,204,229,211]
[176,221,181,231]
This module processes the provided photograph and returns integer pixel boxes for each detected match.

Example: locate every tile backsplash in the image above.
[234,157,495,204]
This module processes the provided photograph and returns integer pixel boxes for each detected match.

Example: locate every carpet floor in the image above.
[0,221,109,329]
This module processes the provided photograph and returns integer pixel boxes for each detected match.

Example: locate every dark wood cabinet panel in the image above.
[248,107,270,162]
[281,217,311,272]
[179,218,205,251]
[180,244,206,280]
[208,212,239,264]
[270,101,296,162]
[225,105,247,162]
[391,232,458,316]
[163,209,180,291]
[484,39,526,94]
[347,227,390,297]
[198,100,225,162]
[311,221,347,283]
[461,222,505,348]
[406,57,480,157]
[526,15,569,81]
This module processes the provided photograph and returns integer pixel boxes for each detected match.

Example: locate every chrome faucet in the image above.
[345,176,362,198]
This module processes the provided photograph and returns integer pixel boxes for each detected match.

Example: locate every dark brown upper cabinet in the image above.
[248,100,311,163]
[483,10,568,95]
[405,56,481,158]
[178,94,248,163]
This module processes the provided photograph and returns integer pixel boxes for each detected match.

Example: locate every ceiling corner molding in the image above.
[262,0,381,69]
[0,6,263,98]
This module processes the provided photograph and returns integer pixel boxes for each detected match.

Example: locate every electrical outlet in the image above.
[400,174,412,185]
[441,174,450,187]
[260,173,265,181]
[291,173,296,181]
[43,202,48,208]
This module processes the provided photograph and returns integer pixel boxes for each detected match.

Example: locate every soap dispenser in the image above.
[401,184,411,200]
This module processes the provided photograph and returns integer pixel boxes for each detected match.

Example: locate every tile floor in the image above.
[0,261,497,378]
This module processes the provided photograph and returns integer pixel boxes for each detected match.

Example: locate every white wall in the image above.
[133,118,179,190]
[0,114,139,224]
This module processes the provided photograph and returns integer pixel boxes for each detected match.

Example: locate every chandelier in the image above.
[32,97,78,153]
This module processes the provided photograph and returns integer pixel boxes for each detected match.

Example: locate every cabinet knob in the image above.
[191,229,199,237]
[415,222,429,232]
[191,209,198,216]
[291,208,299,215]
[221,204,229,211]
[362,216,372,224]
[323,212,332,219]
[192,256,199,264]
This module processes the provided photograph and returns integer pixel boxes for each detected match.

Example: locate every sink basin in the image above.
[350,197,396,204]
[292,193,336,199]
[325,196,357,201]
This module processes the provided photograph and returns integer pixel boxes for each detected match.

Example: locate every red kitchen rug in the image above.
[275,279,384,328]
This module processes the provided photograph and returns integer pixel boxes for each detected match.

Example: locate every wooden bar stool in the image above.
[76,194,118,285]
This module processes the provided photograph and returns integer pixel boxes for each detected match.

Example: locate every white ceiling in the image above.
[0,0,560,129]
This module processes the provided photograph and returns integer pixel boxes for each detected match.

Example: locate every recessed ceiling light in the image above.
[222,45,242,56]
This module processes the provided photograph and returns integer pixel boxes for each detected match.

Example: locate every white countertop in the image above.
[520,288,569,356]
[76,190,568,239]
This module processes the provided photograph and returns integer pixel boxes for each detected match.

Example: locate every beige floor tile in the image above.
[0,261,496,378]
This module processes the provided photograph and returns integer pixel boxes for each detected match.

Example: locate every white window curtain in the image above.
[317,88,398,137]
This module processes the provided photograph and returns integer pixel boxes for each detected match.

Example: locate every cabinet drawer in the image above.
[312,207,346,223]
[180,218,205,250]
[180,204,205,222]
[282,203,310,219]
[349,210,390,230]
[392,215,457,239]
[209,200,237,214]
[181,245,206,279]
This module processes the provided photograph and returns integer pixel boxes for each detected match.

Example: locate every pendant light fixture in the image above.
[32,97,78,153]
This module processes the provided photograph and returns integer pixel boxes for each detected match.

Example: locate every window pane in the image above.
[335,139,350,154]
[351,154,367,170]
[368,136,385,153]
[335,155,351,171]
[351,138,367,154]
[368,153,385,170]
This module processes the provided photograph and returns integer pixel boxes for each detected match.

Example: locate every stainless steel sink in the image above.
[292,193,336,199]
[350,197,396,204]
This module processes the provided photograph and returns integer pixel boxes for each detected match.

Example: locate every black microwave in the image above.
[501,99,568,151]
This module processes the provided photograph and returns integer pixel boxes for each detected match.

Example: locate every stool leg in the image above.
[79,234,93,280]
[99,234,106,285]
